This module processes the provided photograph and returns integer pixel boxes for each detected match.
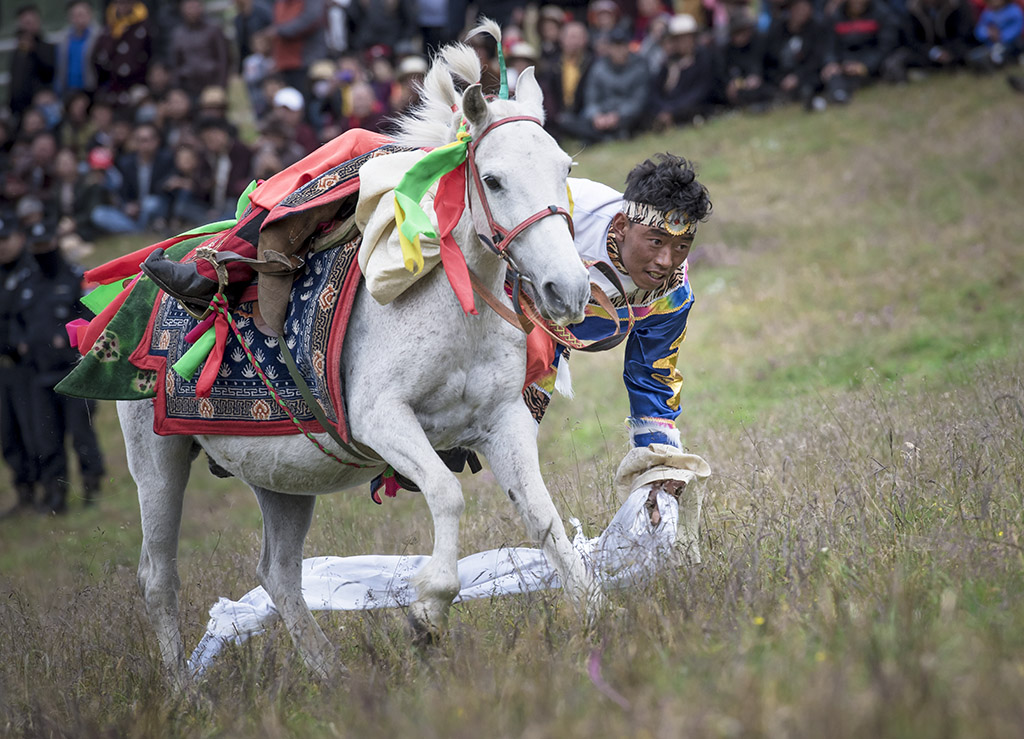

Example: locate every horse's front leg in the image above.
[478,403,602,619]
[357,408,464,638]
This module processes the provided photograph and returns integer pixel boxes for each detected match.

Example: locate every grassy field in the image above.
[2,72,1024,737]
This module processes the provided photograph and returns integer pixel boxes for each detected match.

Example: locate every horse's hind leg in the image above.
[117,400,195,682]
[251,487,333,678]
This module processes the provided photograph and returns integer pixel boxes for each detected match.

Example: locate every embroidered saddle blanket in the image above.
[139,238,362,438]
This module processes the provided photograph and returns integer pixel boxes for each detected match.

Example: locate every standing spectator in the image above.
[715,9,772,109]
[763,0,827,108]
[537,20,595,139]
[197,118,254,219]
[54,0,101,98]
[17,221,105,513]
[7,4,57,122]
[92,122,173,233]
[234,0,275,71]
[558,25,651,143]
[0,220,39,517]
[418,0,468,52]
[967,0,1023,69]
[652,14,715,130]
[168,0,231,100]
[821,0,902,103]
[347,0,418,56]
[270,0,328,100]
[93,0,154,103]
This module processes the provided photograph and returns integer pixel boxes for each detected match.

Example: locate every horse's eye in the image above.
[483,175,501,191]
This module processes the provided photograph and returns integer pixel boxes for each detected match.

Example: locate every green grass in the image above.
[2,72,1024,737]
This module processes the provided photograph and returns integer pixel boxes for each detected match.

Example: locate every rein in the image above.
[462,115,636,352]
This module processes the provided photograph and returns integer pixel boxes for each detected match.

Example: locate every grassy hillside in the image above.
[2,72,1023,737]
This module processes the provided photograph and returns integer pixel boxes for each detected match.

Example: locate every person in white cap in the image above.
[652,14,716,131]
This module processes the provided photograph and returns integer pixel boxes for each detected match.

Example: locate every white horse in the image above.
[117,30,598,682]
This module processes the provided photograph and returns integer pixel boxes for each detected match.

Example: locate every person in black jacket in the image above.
[651,14,716,131]
[0,219,40,517]
[7,4,56,122]
[715,9,774,109]
[536,20,595,141]
[902,0,976,69]
[763,0,828,108]
[822,0,902,103]
[17,220,106,514]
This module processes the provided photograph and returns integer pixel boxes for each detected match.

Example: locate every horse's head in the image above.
[460,70,590,326]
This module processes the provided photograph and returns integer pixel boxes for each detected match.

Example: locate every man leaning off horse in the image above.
[141,136,712,487]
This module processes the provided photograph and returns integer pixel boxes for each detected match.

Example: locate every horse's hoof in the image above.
[407,603,446,647]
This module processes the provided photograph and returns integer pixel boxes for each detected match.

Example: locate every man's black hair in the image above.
[623,153,712,223]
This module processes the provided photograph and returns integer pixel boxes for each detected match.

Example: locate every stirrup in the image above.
[183,247,231,320]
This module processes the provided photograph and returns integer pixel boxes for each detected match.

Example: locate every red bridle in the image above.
[465,115,575,313]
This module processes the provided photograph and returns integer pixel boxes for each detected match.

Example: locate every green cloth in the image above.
[55,236,207,400]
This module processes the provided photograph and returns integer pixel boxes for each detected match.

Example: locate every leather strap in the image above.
[278,337,380,464]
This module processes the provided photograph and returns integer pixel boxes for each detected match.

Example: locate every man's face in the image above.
[69,3,93,32]
[18,10,42,35]
[134,125,160,157]
[613,213,693,290]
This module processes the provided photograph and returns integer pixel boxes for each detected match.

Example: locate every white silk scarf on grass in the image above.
[189,484,692,675]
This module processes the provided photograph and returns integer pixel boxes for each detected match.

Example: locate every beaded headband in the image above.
[622,200,697,237]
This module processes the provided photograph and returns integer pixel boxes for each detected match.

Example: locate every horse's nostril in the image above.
[541,280,569,314]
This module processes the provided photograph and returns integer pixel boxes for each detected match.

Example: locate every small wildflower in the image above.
[753,616,765,626]
[815,651,826,662]
[998,531,1004,537]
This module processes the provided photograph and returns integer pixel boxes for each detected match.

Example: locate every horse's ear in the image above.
[462,83,489,129]
[514,67,545,121]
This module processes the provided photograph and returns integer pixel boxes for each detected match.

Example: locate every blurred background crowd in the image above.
[0,0,1022,516]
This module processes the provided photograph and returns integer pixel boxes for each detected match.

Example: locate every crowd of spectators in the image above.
[0,0,1021,514]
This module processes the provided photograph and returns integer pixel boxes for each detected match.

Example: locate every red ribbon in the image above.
[434,162,477,316]
[194,307,229,398]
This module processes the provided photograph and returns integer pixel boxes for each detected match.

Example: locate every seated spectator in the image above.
[536,4,568,67]
[30,89,64,133]
[390,55,428,115]
[506,42,541,94]
[762,0,828,109]
[197,118,254,219]
[307,59,339,131]
[338,82,391,136]
[59,91,93,158]
[169,0,231,100]
[146,60,173,99]
[902,0,975,71]
[55,0,101,98]
[92,0,154,104]
[967,0,1023,69]
[197,86,231,121]
[821,0,902,104]
[652,14,716,131]
[25,132,59,197]
[91,123,173,233]
[108,114,136,158]
[715,10,773,109]
[537,21,595,140]
[8,4,56,121]
[588,0,629,58]
[86,99,116,151]
[51,147,99,251]
[242,30,278,118]
[251,117,306,180]
[160,88,197,150]
[557,25,651,143]
[163,144,214,230]
[367,51,398,110]
[465,27,503,96]
[271,87,319,154]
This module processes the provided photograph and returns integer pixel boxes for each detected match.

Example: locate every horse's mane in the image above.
[390,18,519,149]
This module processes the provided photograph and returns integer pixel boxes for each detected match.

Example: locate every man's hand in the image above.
[645,479,687,527]
[842,60,868,77]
